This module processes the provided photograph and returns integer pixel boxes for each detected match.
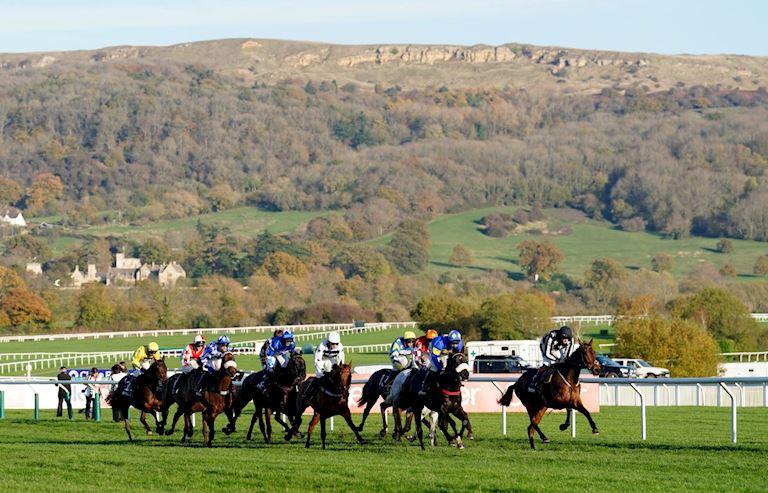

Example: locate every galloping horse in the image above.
[291,362,365,449]
[355,368,397,437]
[393,352,471,450]
[498,339,601,449]
[110,359,168,441]
[249,351,306,442]
[168,352,238,447]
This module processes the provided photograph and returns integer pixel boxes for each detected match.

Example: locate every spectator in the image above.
[56,366,72,419]
[83,367,99,419]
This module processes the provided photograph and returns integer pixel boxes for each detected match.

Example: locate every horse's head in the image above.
[149,358,168,382]
[336,362,352,391]
[448,352,470,381]
[222,352,238,377]
[577,339,601,375]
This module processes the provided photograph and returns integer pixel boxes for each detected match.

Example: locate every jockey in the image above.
[130,342,161,375]
[181,335,206,373]
[428,330,464,373]
[257,330,296,393]
[260,329,284,369]
[528,326,576,393]
[414,329,438,369]
[266,330,296,373]
[314,331,345,378]
[121,342,160,396]
[194,335,230,397]
[389,331,417,371]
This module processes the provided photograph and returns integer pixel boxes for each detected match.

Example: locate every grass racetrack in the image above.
[1,407,765,493]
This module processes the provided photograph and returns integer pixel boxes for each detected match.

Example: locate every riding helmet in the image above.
[148,342,160,352]
[558,326,573,339]
[448,330,462,342]
[282,330,294,340]
[328,331,341,344]
[217,335,231,345]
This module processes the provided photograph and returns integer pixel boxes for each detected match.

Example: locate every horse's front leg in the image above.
[304,412,321,448]
[377,402,389,438]
[204,411,216,447]
[265,408,273,443]
[166,407,184,435]
[575,401,599,435]
[560,408,572,431]
[123,407,133,442]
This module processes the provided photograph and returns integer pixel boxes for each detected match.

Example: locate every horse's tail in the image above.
[498,385,515,407]
[356,377,373,406]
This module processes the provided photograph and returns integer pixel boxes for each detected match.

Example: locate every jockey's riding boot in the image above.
[417,372,429,397]
[257,373,270,393]
[528,367,546,393]
[194,373,206,399]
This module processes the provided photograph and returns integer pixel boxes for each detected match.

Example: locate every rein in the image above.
[441,388,462,396]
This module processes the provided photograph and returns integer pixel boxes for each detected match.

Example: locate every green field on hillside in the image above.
[32,205,768,281]
[424,206,768,280]
[0,408,765,492]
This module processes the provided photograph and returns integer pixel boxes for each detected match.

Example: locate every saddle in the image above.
[378,370,396,396]
[116,374,135,398]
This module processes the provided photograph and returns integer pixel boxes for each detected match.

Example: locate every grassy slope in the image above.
[425,206,768,280]
[0,408,765,493]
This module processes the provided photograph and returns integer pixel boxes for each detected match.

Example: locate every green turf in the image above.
[0,407,764,492]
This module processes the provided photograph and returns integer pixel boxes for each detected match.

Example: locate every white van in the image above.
[466,340,542,370]
[613,358,670,378]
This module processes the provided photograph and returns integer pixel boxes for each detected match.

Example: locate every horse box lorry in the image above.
[466,340,541,371]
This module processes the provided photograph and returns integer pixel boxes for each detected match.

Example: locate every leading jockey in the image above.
[121,341,161,396]
[260,329,284,369]
[314,331,344,377]
[414,329,438,369]
[194,335,230,397]
[528,326,576,393]
[428,330,464,372]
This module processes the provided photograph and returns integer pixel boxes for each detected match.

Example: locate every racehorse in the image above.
[249,351,306,442]
[110,359,168,441]
[220,370,261,436]
[290,362,365,449]
[355,368,396,437]
[392,352,471,450]
[498,339,601,449]
[167,352,238,447]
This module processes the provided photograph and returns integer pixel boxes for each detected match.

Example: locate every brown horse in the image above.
[291,362,365,449]
[392,352,471,450]
[169,352,238,447]
[110,359,168,441]
[249,351,306,442]
[498,339,601,449]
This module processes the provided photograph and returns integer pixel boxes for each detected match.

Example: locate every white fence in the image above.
[721,351,768,362]
[0,321,418,344]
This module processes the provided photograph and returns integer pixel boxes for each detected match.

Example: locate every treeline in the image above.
[1,62,768,240]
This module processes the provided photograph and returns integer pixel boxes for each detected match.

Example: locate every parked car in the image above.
[596,355,636,378]
[613,358,670,378]
[473,355,535,374]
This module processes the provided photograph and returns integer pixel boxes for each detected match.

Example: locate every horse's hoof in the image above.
[457,443,465,450]
[592,428,600,435]
[378,430,387,439]
[467,432,475,440]
[407,435,416,443]
[542,438,550,444]
[165,430,174,436]
[559,424,569,431]
[146,430,153,436]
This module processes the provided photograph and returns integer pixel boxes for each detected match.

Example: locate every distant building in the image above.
[26,262,42,275]
[0,208,26,228]
[67,252,186,288]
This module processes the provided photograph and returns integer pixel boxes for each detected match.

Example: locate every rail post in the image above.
[0,390,4,419]
[570,408,576,438]
[629,383,646,440]
[501,406,507,435]
[696,383,704,406]
[330,416,334,431]
[719,383,737,443]
[94,394,101,422]
[34,393,40,421]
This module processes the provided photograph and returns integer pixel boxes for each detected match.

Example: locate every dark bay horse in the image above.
[498,339,601,449]
[220,370,262,436]
[393,352,471,450]
[168,352,238,447]
[355,368,397,437]
[249,352,306,442]
[110,359,168,441]
[292,362,365,449]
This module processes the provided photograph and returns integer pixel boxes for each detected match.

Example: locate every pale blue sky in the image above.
[1,0,766,56]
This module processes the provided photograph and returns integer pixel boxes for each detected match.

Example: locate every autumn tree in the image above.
[615,316,720,377]
[0,177,23,206]
[716,239,734,254]
[383,220,431,275]
[331,245,390,280]
[258,252,309,279]
[651,253,673,272]
[24,173,64,213]
[669,287,761,351]
[477,291,554,340]
[0,267,51,330]
[410,289,476,334]
[75,283,115,329]
[449,244,472,267]
[754,255,768,276]
[516,240,564,281]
